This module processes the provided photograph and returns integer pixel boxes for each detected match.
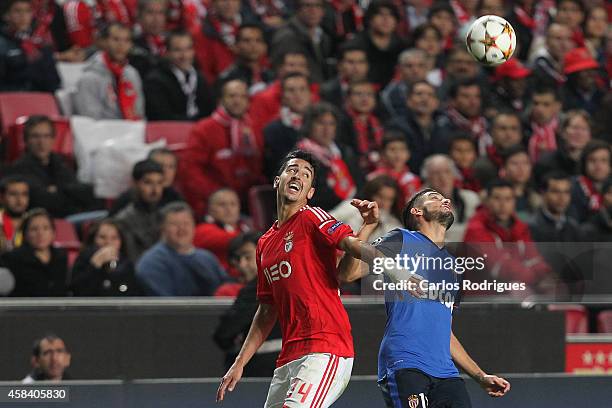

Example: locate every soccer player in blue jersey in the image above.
[340,188,510,408]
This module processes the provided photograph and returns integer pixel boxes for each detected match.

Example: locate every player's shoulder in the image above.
[301,205,337,227]
[372,228,405,247]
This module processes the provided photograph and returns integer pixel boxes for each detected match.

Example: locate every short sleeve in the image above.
[372,229,404,257]
[255,240,273,304]
[303,206,353,249]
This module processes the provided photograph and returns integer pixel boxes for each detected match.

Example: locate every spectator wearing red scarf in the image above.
[448,133,481,193]
[342,80,384,173]
[527,86,562,163]
[569,140,611,222]
[322,0,364,44]
[181,79,266,218]
[74,22,144,120]
[0,0,61,92]
[529,23,574,88]
[506,0,553,61]
[192,0,245,85]
[295,102,363,210]
[320,41,369,108]
[130,0,168,79]
[554,0,587,48]
[427,2,457,52]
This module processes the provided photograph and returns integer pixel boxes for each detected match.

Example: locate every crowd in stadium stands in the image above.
[0,0,610,320]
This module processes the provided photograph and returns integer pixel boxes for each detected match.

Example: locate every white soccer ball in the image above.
[465,15,517,66]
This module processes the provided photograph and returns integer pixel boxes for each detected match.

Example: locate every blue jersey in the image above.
[375,228,462,381]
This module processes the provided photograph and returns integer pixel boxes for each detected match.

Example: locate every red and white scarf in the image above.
[280,107,303,130]
[98,0,132,25]
[528,117,559,162]
[248,0,285,19]
[212,106,258,156]
[146,34,166,56]
[346,107,383,171]
[297,138,356,200]
[210,14,241,47]
[330,0,363,38]
[578,176,602,211]
[450,0,472,26]
[446,107,487,141]
[103,52,140,120]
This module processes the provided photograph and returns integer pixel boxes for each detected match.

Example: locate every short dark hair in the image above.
[449,133,477,152]
[580,139,611,176]
[32,333,65,358]
[402,188,437,230]
[100,21,131,40]
[237,22,265,41]
[362,175,399,201]
[301,102,339,139]
[428,1,456,20]
[364,0,400,27]
[448,78,480,99]
[277,150,320,186]
[347,80,374,95]
[84,219,127,257]
[20,208,54,239]
[0,175,29,195]
[338,41,367,61]
[280,72,310,91]
[491,110,521,128]
[165,30,192,50]
[160,201,194,223]
[502,145,529,165]
[532,85,561,101]
[486,179,514,196]
[208,187,239,208]
[381,129,409,150]
[23,115,54,143]
[138,0,166,17]
[410,23,442,45]
[228,231,263,260]
[2,0,30,17]
[148,147,177,160]
[406,80,436,97]
[540,171,571,192]
[556,0,586,13]
[132,159,163,181]
[272,49,308,72]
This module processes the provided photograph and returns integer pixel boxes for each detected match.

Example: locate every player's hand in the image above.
[216,362,244,402]
[479,374,510,397]
[351,199,379,225]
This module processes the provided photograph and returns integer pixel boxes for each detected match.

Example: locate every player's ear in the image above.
[307,187,315,200]
[410,207,422,216]
[273,176,280,189]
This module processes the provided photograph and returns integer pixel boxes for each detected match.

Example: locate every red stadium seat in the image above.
[249,185,277,231]
[0,92,60,133]
[548,304,589,334]
[145,121,194,152]
[597,310,612,333]
[6,116,73,164]
[53,219,81,250]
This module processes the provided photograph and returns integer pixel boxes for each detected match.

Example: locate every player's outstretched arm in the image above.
[338,199,379,283]
[216,303,278,402]
[450,331,511,398]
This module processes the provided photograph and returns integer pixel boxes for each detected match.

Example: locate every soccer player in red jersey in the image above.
[216,150,380,407]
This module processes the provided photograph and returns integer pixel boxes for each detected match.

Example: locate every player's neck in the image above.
[277,197,305,227]
[418,223,446,248]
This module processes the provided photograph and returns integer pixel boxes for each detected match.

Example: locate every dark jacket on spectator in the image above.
[271,17,334,83]
[320,77,345,107]
[6,152,98,218]
[109,186,183,216]
[70,246,142,296]
[144,61,214,121]
[114,202,162,262]
[568,176,601,223]
[3,244,68,297]
[561,82,606,116]
[216,62,275,97]
[534,143,581,186]
[353,31,405,89]
[263,120,301,181]
[381,80,409,119]
[129,34,164,80]
[0,25,61,92]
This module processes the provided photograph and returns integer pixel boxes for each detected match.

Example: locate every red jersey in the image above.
[256,205,354,367]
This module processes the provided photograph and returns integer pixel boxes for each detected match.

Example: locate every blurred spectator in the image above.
[70,219,142,296]
[295,102,362,210]
[144,30,214,121]
[166,0,207,33]
[22,334,71,383]
[194,188,250,278]
[114,160,164,262]
[583,5,608,64]
[213,231,282,376]
[437,47,482,100]
[367,130,421,208]
[395,0,430,38]
[449,133,480,192]
[136,201,228,296]
[216,23,273,95]
[506,0,552,61]
[411,23,444,86]
[129,0,168,79]
[449,0,477,29]
[561,47,605,115]
[381,48,428,119]
[320,41,369,107]
[463,180,551,287]
[488,59,532,117]
[535,109,592,183]
[60,0,98,50]
[439,78,486,147]
[110,148,183,216]
[500,146,542,221]
[0,0,61,91]
[5,116,97,218]
[243,0,288,30]
[354,0,405,88]
[554,0,586,46]
[476,0,505,17]
[331,175,402,242]
[569,139,611,222]
[529,23,574,87]
[321,0,364,44]
[271,0,333,83]
[592,91,612,142]
[580,177,612,241]
[3,208,68,297]
[526,86,563,163]
[475,111,523,180]
[182,79,265,218]
[427,2,457,53]
[342,80,384,173]
[388,80,446,173]
[192,0,248,85]
[263,72,312,180]
[421,154,480,242]
[74,22,144,120]
[0,176,29,253]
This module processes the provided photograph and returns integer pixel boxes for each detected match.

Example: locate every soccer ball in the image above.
[465,15,516,66]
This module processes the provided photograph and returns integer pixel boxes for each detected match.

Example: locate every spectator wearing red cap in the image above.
[488,58,532,117]
[561,47,605,115]
[529,23,574,87]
